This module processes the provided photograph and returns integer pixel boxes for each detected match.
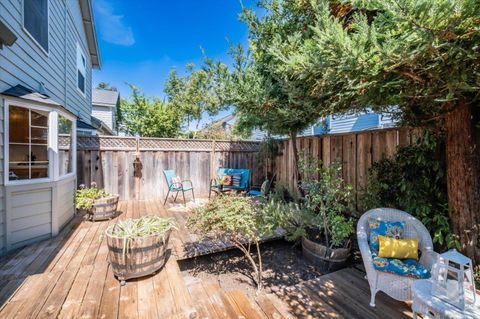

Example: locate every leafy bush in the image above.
[75,184,109,210]
[362,131,459,250]
[188,196,276,291]
[268,158,355,249]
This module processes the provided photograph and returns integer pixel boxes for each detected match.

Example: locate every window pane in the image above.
[77,70,85,93]
[9,163,29,180]
[9,144,30,163]
[59,115,73,175]
[24,0,48,52]
[31,109,48,127]
[31,145,48,162]
[31,165,48,179]
[31,127,48,144]
[9,105,50,181]
[9,106,29,143]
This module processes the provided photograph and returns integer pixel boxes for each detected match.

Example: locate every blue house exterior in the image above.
[301,112,396,136]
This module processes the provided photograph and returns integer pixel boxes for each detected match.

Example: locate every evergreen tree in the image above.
[275,0,480,262]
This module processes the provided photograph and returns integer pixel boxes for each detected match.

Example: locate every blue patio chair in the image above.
[209,168,250,198]
[247,173,275,198]
[163,170,195,206]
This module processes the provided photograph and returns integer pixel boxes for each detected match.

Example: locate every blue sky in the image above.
[92,0,256,127]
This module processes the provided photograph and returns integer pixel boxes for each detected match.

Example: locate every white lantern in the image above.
[431,249,476,310]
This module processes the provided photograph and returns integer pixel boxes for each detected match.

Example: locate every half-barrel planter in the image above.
[106,221,172,285]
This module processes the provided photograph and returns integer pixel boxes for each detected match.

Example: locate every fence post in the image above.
[210,140,216,180]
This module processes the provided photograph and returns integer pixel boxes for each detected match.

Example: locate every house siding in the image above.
[6,186,52,250]
[328,113,380,134]
[0,0,93,254]
[92,105,114,131]
[0,0,92,122]
[57,177,75,229]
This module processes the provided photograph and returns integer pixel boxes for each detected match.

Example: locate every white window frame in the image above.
[4,99,77,186]
[57,114,77,181]
[22,0,50,56]
[76,42,87,97]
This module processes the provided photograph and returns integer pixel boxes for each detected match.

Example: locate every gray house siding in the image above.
[0,0,97,254]
[0,0,93,123]
[328,113,380,133]
[92,105,114,131]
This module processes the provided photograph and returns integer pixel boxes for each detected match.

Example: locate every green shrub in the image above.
[188,196,276,291]
[299,161,355,248]
[268,158,355,249]
[75,184,110,210]
[362,131,459,250]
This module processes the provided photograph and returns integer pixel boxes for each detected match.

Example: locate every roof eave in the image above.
[79,0,101,69]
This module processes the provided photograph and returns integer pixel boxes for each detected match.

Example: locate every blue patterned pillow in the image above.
[368,219,405,253]
[372,255,430,279]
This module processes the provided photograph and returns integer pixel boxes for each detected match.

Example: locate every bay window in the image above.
[5,100,76,184]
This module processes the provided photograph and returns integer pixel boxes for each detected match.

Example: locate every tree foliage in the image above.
[96,82,118,92]
[164,60,230,133]
[273,0,480,124]
[119,84,184,137]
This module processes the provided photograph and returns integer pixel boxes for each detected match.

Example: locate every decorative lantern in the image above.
[431,249,476,310]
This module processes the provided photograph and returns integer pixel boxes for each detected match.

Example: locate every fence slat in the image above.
[273,128,414,209]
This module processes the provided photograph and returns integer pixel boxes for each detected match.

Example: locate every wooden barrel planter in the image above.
[301,236,350,273]
[90,194,119,221]
[106,226,171,285]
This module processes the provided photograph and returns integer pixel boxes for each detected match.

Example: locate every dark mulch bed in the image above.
[179,239,355,298]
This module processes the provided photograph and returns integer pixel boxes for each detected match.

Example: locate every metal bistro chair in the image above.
[247,173,276,198]
[163,170,195,206]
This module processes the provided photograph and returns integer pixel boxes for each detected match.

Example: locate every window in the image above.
[77,43,86,95]
[58,115,73,176]
[23,0,49,52]
[6,101,76,184]
[9,106,49,180]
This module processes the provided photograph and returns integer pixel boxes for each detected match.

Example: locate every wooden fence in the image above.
[70,136,263,201]
[66,127,418,203]
[273,128,420,206]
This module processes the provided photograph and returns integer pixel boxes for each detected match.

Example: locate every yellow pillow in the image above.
[378,235,419,260]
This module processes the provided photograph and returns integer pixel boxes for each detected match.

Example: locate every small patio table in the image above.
[412,279,480,319]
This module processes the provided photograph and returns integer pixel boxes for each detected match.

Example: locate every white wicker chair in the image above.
[357,208,439,307]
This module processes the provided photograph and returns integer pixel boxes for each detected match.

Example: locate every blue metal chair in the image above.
[209,168,250,198]
[247,173,275,198]
[163,170,195,206]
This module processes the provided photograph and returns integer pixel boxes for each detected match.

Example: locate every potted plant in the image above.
[105,215,176,285]
[272,161,355,272]
[75,182,119,221]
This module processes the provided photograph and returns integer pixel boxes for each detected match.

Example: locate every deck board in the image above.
[0,199,413,318]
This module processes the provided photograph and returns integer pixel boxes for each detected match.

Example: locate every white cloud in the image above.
[94,0,135,46]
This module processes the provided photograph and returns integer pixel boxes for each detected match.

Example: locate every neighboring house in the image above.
[0,0,100,254]
[208,111,396,141]
[301,111,396,136]
[92,88,120,135]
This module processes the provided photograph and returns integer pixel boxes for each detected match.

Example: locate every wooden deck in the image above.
[0,199,413,318]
